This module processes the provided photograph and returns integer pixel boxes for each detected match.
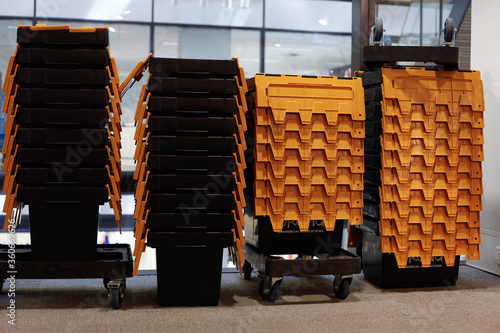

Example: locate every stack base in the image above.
[362,231,460,288]
[155,247,225,306]
[29,203,100,260]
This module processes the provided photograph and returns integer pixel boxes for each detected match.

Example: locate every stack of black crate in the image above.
[137,58,247,306]
[2,26,121,260]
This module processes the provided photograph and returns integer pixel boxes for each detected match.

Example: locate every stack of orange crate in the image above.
[378,67,484,268]
[251,74,365,233]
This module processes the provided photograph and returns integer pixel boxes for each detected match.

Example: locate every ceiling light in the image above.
[109,27,116,32]
[240,0,250,8]
[123,10,131,15]
[319,19,328,26]
[116,15,123,20]
[274,43,281,47]
[199,0,207,6]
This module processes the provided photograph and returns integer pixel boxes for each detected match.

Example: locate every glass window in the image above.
[154,25,180,59]
[265,31,351,77]
[0,19,33,81]
[376,1,420,46]
[230,29,260,78]
[106,23,151,126]
[0,0,34,17]
[155,0,263,28]
[422,0,442,46]
[266,0,351,33]
[36,0,152,22]
[155,26,260,78]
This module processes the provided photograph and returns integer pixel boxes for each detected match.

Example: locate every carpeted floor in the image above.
[1,265,499,332]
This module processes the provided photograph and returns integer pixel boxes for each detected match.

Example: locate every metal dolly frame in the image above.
[0,244,133,309]
[243,244,361,302]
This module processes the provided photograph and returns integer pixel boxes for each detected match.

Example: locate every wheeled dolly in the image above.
[0,244,133,309]
[243,244,361,302]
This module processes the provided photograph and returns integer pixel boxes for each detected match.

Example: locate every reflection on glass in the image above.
[230,29,260,78]
[154,26,180,59]
[155,26,260,78]
[376,0,455,46]
[266,0,351,33]
[1,0,34,17]
[36,0,152,22]
[265,31,351,77]
[155,0,263,28]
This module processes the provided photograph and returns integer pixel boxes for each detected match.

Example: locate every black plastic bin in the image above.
[16,147,109,165]
[147,135,236,154]
[16,68,109,86]
[148,231,234,306]
[16,128,109,146]
[147,174,236,193]
[147,96,238,116]
[362,231,460,288]
[148,77,238,95]
[16,108,108,126]
[147,116,236,134]
[28,203,100,260]
[16,167,108,185]
[147,155,236,173]
[146,212,235,231]
[149,58,238,76]
[147,193,235,211]
[17,27,109,47]
[16,48,110,66]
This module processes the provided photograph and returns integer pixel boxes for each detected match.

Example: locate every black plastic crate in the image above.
[147,116,236,134]
[147,155,237,173]
[147,135,236,154]
[29,203,100,260]
[362,231,459,288]
[361,216,380,235]
[364,137,381,154]
[147,193,235,211]
[363,184,381,205]
[16,68,109,86]
[363,202,380,220]
[17,186,108,203]
[147,174,236,192]
[244,213,344,255]
[149,58,238,76]
[16,128,109,146]
[17,167,108,185]
[364,86,383,102]
[147,96,238,116]
[364,170,381,187]
[16,88,109,106]
[365,121,383,137]
[356,71,383,86]
[364,152,382,171]
[16,108,108,126]
[148,77,238,95]
[365,104,383,121]
[16,47,110,66]
[154,247,226,306]
[16,147,108,165]
[147,231,234,248]
[146,212,235,231]
[17,27,109,47]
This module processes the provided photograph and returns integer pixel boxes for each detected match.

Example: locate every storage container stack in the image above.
[132,57,247,306]
[357,67,483,277]
[1,25,122,259]
[245,74,365,252]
